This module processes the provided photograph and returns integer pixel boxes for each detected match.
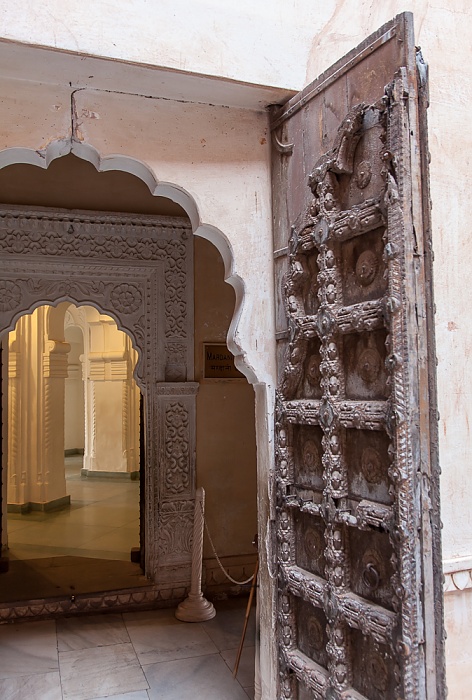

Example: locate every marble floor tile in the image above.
[60,504,139,528]
[9,522,117,548]
[0,670,63,700]
[144,653,249,700]
[60,642,148,700]
[125,614,218,664]
[123,608,181,626]
[120,519,141,532]
[90,692,149,700]
[202,598,256,652]
[6,545,62,560]
[221,645,255,688]
[7,511,50,522]
[6,519,32,534]
[0,620,59,679]
[69,547,134,561]
[57,613,130,651]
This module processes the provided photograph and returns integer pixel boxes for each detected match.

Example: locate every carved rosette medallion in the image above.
[304,527,323,565]
[110,283,143,314]
[355,249,378,286]
[0,280,21,311]
[361,446,383,484]
[357,347,381,384]
[355,160,372,190]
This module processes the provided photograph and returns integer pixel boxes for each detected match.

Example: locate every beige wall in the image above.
[194,237,257,570]
[0,0,332,91]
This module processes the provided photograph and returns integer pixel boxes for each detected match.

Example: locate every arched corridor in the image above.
[3,303,145,600]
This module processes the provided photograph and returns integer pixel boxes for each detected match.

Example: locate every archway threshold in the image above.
[0,580,188,623]
[1,555,150,603]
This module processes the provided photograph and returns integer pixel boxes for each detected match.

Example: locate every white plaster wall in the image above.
[0,0,334,90]
[71,88,276,388]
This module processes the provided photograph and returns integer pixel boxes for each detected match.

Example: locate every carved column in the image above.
[7,340,22,508]
[41,338,70,505]
[7,308,70,511]
[82,317,139,477]
[147,382,199,586]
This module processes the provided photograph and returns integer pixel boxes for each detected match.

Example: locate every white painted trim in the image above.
[443,556,472,593]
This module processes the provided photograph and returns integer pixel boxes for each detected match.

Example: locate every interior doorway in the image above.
[1,302,147,602]
[0,153,258,621]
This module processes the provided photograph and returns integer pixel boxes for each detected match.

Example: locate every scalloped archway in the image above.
[0,144,260,622]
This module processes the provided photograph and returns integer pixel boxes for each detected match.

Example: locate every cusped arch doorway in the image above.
[4,301,146,601]
[0,153,258,620]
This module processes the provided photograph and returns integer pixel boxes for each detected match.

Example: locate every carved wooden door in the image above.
[271,13,445,700]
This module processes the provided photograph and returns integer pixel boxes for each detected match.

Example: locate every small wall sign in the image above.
[203,343,245,379]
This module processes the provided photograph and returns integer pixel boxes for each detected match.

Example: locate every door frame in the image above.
[0,203,198,620]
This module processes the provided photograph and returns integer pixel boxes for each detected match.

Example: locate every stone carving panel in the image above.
[0,206,197,599]
[0,207,194,385]
[164,401,190,497]
[157,500,194,564]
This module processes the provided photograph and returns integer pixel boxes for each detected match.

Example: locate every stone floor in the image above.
[1,457,256,698]
[7,456,140,562]
[0,597,256,700]
[1,456,148,601]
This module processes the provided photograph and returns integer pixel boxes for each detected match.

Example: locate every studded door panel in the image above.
[271,15,444,700]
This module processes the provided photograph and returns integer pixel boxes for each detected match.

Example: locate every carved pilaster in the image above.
[149,382,199,584]
[8,312,70,510]
[42,340,70,501]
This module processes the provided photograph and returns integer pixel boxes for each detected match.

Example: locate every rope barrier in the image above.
[200,501,255,586]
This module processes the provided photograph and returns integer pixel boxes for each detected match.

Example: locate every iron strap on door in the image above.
[272,13,444,700]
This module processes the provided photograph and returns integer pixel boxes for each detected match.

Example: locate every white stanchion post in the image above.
[175,486,216,622]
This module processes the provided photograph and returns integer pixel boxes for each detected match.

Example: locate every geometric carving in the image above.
[164,402,190,496]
